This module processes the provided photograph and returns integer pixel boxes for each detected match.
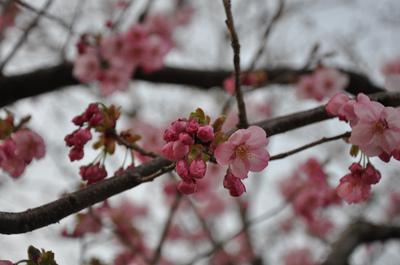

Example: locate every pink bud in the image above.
[175,160,190,181]
[223,170,246,197]
[189,159,207,179]
[197,125,214,142]
[69,148,84,161]
[362,164,381,185]
[72,115,84,126]
[74,128,92,149]
[177,179,197,195]
[89,112,104,127]
[179,132,194,145]
[325,92,350,116]
[82,103,99,121]
[186,119,199,134]
[161,140,189,161]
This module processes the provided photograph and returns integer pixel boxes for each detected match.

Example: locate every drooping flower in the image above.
[214,126,270,179]
[336,163,372,204]
[223,169,246,197]
[80,163,108,185]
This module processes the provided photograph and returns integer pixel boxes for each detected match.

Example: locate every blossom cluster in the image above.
[73,8,193,96]
[326,92,400,160]
[0,112,45,178]
[162,108,225,195]
[295,67,349,101]
[222,70,268,94]
[279,158,341,237]
[336,163,381,204]
[65,103,138,185]
[161,108,271,197]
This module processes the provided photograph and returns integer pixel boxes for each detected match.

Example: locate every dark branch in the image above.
[322,221,400,265]
[0,62,383,108]
[0,156,173,234]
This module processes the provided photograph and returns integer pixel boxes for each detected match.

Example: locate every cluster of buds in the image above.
[0,112,45,178]
[336,162,381,204]
[65,103,120,161]
[65,103,136,185]
[161,108,225,195]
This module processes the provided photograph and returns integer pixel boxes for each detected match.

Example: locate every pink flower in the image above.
[72,47,100,83]
[336,163,371,204]
[223,170,246,197]
[197,125,214,142]
[297,68,348,101]
[325,92,350,117]
[314,67,349,99]
[189,159,207,179]
[175,159,190,180]
[361,163,381,185]
[382,58,400,77]
[163,120,187,142]
[177,179,197,195]
[69,148,84,161]
[161,140,189,161]
[223,75,235,94]
[385,74,400,91]
[13,130,45,163]
[214,126,270,179]
[185,119,199,134]
[73,128,92,150]
[295,75,318,100]
[349,100,400,157]
[80,163,108,185]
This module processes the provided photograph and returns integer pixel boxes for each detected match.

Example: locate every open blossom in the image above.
[215,126,270,179]
[296,67,349,101]
[72,47,100,83]
[349,99,400,157]
[336,163,381,204]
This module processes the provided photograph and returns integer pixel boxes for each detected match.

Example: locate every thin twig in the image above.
[269,131,351,161]
[15,0,71,31]
[60,0,86,60]
[247,0,285,72]
[0,0,53,73]
[222,0,248,129]
[150,192,182,264]
[111,130,159,158]
[112,0,134,30]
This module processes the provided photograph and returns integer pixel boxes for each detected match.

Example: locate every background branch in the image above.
[0,63,383,108]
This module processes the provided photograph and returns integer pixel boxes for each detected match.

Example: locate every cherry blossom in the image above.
[214,126,270,179]
[80,163,108,185]
[296,67,349,101]
[381,58,400,77]
[336,163,381,204]
[349,99,400,157]
[223,169,246,197]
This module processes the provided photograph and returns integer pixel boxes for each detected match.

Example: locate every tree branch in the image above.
[0,62,383,108]
[0,156,174,234]
[321,220,400,265]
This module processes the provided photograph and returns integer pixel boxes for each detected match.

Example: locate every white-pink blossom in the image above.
[214,126,270,179]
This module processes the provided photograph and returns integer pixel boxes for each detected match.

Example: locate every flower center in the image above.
[235,145,251,160]
[372,119,389,134]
